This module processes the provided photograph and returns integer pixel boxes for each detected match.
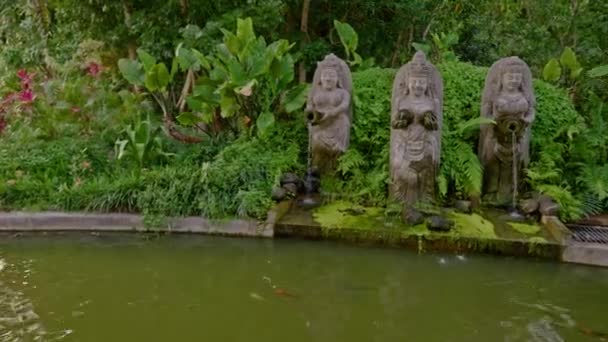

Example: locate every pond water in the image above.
[0,233,607,342]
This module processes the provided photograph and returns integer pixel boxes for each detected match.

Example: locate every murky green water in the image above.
[1,233,607,342]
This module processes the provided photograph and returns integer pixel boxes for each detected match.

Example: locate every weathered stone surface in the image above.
[427,215,454,232]
[479,56,535,205]
[539,195,560,216]
[282,183,298,196]
[280,173,300,186]
[519,197,540,215]
[390,51,443,211]
[305,54,352,174]
[271,187,288,201]
[403,207,425,226]
[454,200,472,214]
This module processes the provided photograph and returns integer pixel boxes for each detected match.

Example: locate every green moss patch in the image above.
[446,212,497,239]
[313,201,384,230]
[509,222,542,235]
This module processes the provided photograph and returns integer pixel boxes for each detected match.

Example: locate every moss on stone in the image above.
[313,200,384,230]
[509,222,541,235]
[446,212,497,239]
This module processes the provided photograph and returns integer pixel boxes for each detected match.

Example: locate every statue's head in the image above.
[481,56,535,118]
[501,58,526,92]
[406,52,432,98]
[320,68,338,91]
[316,54,342,90]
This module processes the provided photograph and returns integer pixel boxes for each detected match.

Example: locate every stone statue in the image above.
[390,51,443,206]
[305,54,353,174]
[479,56,535,205]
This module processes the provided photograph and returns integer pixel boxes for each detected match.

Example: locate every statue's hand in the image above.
[392,118,407,129]
[423,112,438,130]
[399,110,414,124]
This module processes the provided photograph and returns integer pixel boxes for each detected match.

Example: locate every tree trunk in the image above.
[298,0,311,83]
[179,0,189,18]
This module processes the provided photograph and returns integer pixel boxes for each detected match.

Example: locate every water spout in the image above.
[507,130,525,221]
[298,122,320,209]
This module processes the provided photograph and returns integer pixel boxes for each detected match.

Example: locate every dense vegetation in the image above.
[1,0,607,221]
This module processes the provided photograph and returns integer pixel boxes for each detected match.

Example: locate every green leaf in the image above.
[118,59,145,86]
[274,55,295,89]
[236,17,255,45]
[570,66,583,80]
[186,97,204,112]
[334,20,358,58]
[137,49,156,72]
[192,84,221,103]
[114,139,129,159]
[176,46,199,71]
[542,58,562,82]
[145,63,170,91]
[192,49,211,70]
[256,111,275,134]
[227,59,248,85]
[219,93,238,118]
[221,29,240,55]
[282,84,309,113]
[560,47,578,71]
[176,112,202,126]
[588,65,608,78]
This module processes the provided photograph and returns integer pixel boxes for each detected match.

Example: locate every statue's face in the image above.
[408,76,427,97]
[321,69,338,90]
[502,71,522,92]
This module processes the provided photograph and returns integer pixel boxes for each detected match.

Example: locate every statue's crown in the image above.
[503,56,526,73]
[409,51,431,77]
[318,53,341,71]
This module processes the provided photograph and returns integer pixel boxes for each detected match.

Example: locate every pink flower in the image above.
[16,69,28,80]
[19,89,35,103]
[87,62,102,77]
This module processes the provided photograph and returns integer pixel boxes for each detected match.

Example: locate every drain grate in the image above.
[567,224,608,244]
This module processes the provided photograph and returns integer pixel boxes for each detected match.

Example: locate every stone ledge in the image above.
[562,242,608,267]
[275,222,562,259]
[0,209,283,238]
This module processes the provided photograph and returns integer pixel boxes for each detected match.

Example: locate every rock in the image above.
[403,207,425,226]
[469,194,481,211]
[427,215,454,232]
[454,200,472,214]
[539,195,560,216]
[271,187,287,201]
[280,173,300,186]
[282,182,298,195]
[519,198,539,215]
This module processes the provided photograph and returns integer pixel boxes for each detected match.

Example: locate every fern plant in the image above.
[439,117,489,201]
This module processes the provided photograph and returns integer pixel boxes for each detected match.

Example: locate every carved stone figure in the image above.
[390,51,443,206]
[305,54,353,174]
[479,56,535,205]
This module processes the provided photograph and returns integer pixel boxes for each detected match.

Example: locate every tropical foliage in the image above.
[1,1,608,222]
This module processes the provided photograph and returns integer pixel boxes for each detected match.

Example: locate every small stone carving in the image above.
[390,51,443,207]
[479,56,535,205]
[305,54,353,174]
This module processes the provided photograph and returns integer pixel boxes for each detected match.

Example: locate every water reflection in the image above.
[0,258,46,341]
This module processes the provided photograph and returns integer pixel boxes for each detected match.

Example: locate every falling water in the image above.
[298,122,320,208]
[307,122,313,170]
[511,130,518,211]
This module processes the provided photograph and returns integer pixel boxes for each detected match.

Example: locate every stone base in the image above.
[0,206,291,238]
